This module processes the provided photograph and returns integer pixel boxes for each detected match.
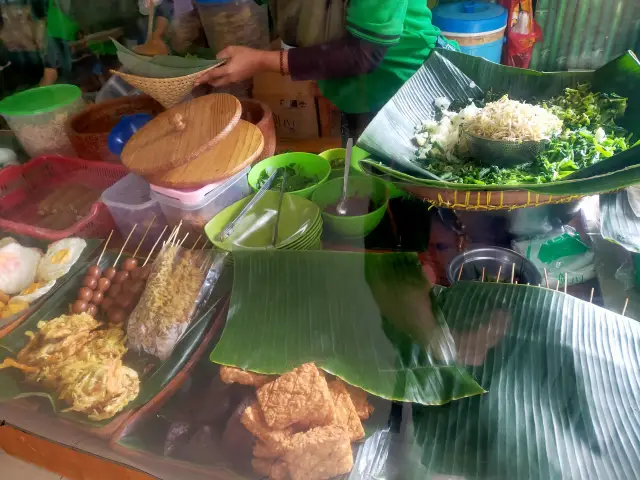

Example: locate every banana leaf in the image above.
[112,39,222,78]
[600,190,640,252]
[210,250,485,405]
[369,281,640,479]
[0,251,231,428]
[358,49,640,194]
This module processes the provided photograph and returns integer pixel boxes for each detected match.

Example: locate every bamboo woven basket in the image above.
[400,184,588,211]
[110,66,218,108]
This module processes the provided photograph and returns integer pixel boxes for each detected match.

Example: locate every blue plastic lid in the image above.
[432,1,508,34]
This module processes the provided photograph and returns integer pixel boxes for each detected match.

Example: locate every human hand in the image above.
[195,46,266,87]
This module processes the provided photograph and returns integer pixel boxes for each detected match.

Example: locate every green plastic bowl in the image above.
[248,153,331,199]
[0,84,82,117]
[320,147,369,180]
[311,176,388,239]
[320,146,406,198]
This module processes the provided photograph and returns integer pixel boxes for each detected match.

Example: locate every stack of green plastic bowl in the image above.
[204,191,322,258]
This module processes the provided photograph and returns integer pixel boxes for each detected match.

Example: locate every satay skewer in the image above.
[190,234,202,251]
[496,265,502,283]
[622,298,629,317]
[564,274,568,294]
[132,215,156,259]
[481,267,485,282]
[113,224,137,267]
[556,279,560,291]
[179,232,190,248]
[457,264,464,282]
[96,230,114,266]
[544,268,549,289]
[143,225,168,267]
[589,287,594,303]
[510,263,515,284]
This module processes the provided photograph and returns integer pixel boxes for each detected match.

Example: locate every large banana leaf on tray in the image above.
[210,250,486,405]
[344,281,640,479]
[0,251,230,428]
[358,49,640,194]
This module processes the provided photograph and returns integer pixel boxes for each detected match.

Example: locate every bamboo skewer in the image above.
[113,224,137,267]
[457,264,464,281]
[132,215,156,258]
[190,234,202,251]
[556,279,560,291]
[589,288,594,303]
[544,268,549,289]
[496,265,502,283]
[179,232,190,248]
[510,263,515,284]
[564,274,568,294]
[481,267,485,282]
[96,230,114,265]
[143,225,168,267]
[622,298,629,316]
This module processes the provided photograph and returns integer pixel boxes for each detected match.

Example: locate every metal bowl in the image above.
[463,131,549,168]
[446,246,542,286]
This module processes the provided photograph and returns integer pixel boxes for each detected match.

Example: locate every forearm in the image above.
[152,16,169,40]
[288,34,387,81]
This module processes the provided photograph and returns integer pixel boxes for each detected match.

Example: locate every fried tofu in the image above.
[328,379,365,441]
[283,425,353,480]
[257,363,335,430]
[252,458,289,480]
[254,441,280,459]
[219,366,273,388]
[345,383,374,420]
[241,401,292,455]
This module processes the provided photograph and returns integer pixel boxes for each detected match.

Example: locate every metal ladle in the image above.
[335,138,353,216]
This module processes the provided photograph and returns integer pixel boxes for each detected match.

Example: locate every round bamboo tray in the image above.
[400,184,586,211]
[111,66,218,108]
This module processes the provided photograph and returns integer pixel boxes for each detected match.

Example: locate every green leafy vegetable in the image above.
[416,84,633,185]
[256,163,320,193]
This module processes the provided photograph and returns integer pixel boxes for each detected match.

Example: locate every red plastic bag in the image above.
[501,0,543,69]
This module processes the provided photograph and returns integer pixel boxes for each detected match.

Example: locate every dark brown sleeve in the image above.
[288,33,388,81]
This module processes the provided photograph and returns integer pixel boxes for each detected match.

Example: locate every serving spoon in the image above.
[335,138,354,216]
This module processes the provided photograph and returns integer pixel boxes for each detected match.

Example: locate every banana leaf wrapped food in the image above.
[126,243,226,360]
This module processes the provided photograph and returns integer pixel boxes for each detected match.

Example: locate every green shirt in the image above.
[319,0,441,114]
[46,0,79,41]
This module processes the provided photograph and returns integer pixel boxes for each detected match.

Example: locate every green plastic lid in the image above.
[0,84,82,117]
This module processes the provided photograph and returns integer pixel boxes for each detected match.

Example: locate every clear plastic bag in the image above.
[126,242,227,360]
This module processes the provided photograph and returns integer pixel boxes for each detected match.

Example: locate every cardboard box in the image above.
[253,72,319,139]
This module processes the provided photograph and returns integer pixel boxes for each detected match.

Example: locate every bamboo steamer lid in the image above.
[148,120,264,188]
[121,93,241,175]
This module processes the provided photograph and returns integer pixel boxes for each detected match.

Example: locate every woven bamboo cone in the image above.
[111,66,219,108]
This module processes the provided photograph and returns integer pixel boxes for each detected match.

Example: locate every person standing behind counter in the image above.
[195,0,456,139]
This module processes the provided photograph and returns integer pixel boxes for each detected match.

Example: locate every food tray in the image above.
[0,155,128,240]
[0,236,102,337]
[150,167,251,236]
[101,173,169,251]
[109,300,231,475]
[0,251,229,439]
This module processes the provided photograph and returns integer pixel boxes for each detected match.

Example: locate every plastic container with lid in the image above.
[195,0,269,54]
[101,173,168,250]
[151,166,252,236]
[0,84,85,158]
[432,1,508,63]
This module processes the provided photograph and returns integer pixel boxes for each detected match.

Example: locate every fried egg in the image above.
[0,243,42,295]
[11,279,56,304]
[37,238,87,282]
